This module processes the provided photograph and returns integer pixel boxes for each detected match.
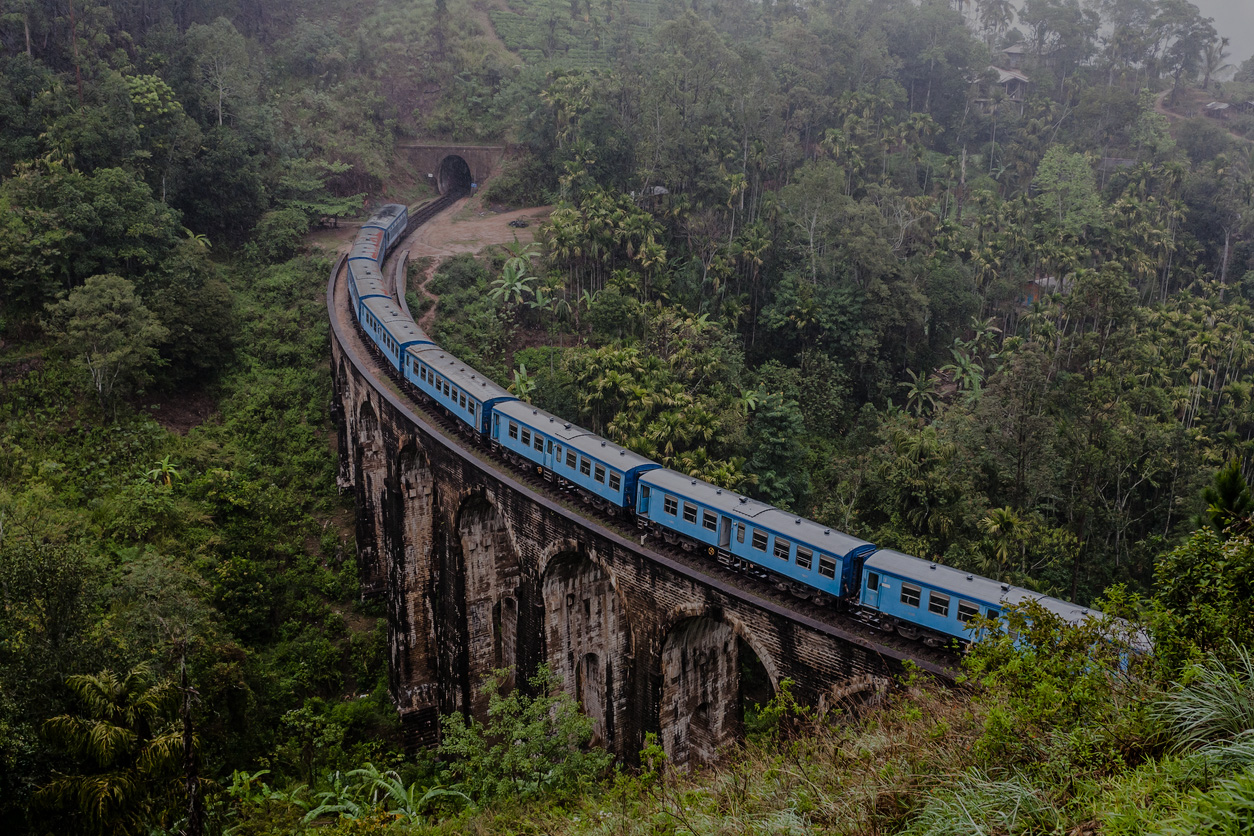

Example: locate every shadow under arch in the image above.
[439,491,540,720]
[353,397,387,594]
[540,546,634,757]
[657,611,778,769]
[385,441,439,739]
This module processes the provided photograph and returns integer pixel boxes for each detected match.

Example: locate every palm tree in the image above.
[36,664,183,836]
[979,506,1024,571]
[1202,36,1231,91]
[146,454,180,488]
[899,369,940,418]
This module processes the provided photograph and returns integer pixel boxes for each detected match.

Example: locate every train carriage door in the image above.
[718,517,731,550]
[864,571,881,607]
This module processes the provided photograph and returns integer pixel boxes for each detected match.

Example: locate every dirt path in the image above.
[395,195,552,332]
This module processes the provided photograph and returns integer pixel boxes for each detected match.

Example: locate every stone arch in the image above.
[386,442,439,742]
[436,155,473,196]
[354,398,387,595]
[541,547,633,757]
[441,492,536,719]
[658,611,777,769]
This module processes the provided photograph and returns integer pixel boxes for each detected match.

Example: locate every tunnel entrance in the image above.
[436,155,473,196]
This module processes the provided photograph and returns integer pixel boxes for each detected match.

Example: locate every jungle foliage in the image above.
[6,0,1254,834]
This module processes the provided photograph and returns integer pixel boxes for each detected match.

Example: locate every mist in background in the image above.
[1192,0,1254,68]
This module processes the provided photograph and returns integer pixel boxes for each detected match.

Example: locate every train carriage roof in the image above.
[363,204,406,229]
[638,468,874,557]
[354,278,389,299]
[409,346,513,402]
[866,549,1101,626]
[361,297,430,345]
[494,400,656,471]
[349,230,384,262]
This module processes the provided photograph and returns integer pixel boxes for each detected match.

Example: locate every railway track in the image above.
[336,197,961,680]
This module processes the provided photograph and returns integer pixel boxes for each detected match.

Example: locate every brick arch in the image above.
[442,492,539,719]
[541,547,635,757]
[354,398,387,594]
[386,442,439,742]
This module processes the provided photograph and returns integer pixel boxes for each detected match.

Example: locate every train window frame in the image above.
[594,464,605,483]
[609,471,621,491]
[737,524,745,544]
[818,555,837,578]
[520,428,531,446]
[866,572,879,591]
[702,510,718,532]
[508,422,518,440]
[682,502,698,524]
[986,607,1001,621]
[796,546,813,570]
[773,538,790,561]
[533,434,543,452]
[580,457,592,477]
[751,530,768,551]
[566,450,576,469]
[928,592,950,617]
[957,601,980,623]
[901,584,922,608]
[663,495,678,516]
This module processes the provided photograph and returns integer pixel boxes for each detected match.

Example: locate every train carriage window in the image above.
[796,546,813,570]
[866,572,880,591]
[594,464,605,483]
[901,584,922,608]
[546,440,552,454]
[737,524,745,544]
[682,503,698,524]
[928,592,950,617]
[566,450,577,469]
[986,608,1000,621]
[702,510,718,532]
[459,392,467,409]
[957,601,980,623]
[818,555,837,578]
[533,434,543,452]
[751,530,768,551]
[508,422,518,440]
[609,472,621,491]
[773,538,790,560]
[663,495,678,516]
[580,457,591,476]
[521,428,531,446]
[554,445,562,462]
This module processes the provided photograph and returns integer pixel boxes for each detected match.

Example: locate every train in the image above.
[345,202,1106,651]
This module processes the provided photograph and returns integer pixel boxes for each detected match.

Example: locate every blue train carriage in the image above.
[362,204,408,254]
[350,227,385,265]
[359,297,433,371]
[858,549,1100,648]
[346,258,389,319]
[635,469,875,602]
[406,346,515,436]
[492,401,660,512]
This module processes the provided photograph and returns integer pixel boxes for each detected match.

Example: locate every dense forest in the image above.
[6,0,1254,833]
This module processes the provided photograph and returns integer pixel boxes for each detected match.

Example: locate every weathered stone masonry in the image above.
[329,263,938,765]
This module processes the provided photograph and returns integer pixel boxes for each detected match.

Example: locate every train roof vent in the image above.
[532,409,538,415]
[470,374,476,378]
[966,574,973,580]
[1000,584,1010,592]
[564,423,571,429]
[739,496,748,503]
[716,489,723,494]
[795,518,801,524]
[929,562,937,569]
[619,450,626,456]
[601,441,607,446]
[691,479,697,485]
[549,417,554,423]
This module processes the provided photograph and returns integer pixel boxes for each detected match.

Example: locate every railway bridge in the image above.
[329,245,954,767]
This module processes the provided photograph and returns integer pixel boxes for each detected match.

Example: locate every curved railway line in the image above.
[327,196,960,683]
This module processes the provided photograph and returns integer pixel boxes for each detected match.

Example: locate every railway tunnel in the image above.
[436,155,473,196]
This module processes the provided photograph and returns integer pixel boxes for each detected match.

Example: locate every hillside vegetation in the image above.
[5,0,1254,834]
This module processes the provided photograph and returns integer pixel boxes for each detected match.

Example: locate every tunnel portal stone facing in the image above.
[330,258,931,767]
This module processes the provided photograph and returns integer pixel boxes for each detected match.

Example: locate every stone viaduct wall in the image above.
[328,262,944,766]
